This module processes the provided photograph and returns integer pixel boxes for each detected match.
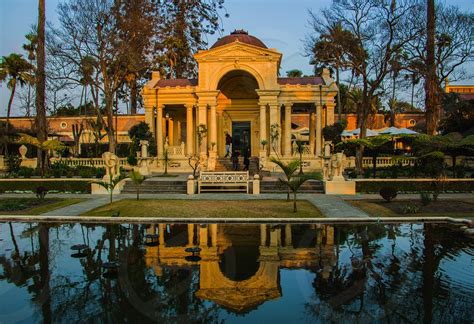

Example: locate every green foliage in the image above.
[356,180,474,193]
[5,154,21,174]
[286,69,303,77]
[441,93,474,136]
[379,187,397,202]
[127,155,138,166]
[400,203,419,214]
[94,174,125,205]
[322,120,347,144]
[17,166,33,178]
[0,198,35,211]
[0,180,91,193]
[128,122,156,156]
[128,170,145,200]
[420,192,432,206]
[36,186,48,200]
[270,156,322,212]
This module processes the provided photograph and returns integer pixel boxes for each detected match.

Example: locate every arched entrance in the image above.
[217,70,260,157]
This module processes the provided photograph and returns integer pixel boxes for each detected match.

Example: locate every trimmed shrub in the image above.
[420,192,432,206]
[5,154,21,174]
[379,187,398,202]
[0,180,91,193]
[18,167,34,178]
[357,180,474,193]
[36,186,48,200]
[127,155,138,166]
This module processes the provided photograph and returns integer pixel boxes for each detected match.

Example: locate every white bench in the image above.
[198,171,249,193]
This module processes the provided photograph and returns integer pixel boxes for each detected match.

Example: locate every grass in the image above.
[0,198,85,215]
[83,199,323,218]
[349,199,474,218]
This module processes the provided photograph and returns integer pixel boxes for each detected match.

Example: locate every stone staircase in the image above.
[215,157,259,175]
[260,178,325,194]
[121,178,187,194]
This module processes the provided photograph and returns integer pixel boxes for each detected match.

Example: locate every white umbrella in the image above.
[350,128,380,137]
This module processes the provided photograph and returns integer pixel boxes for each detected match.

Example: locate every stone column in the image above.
[285,224,292,247]
[209,104,217,151]
[260,224,267,246]
[145,106,155,137]
[309,109,316,155]
[269,105,281,155]
[158,224,165,246]
[199,225,208,247]
[210,224,218,247]
[156,105,164,157]
[284,103,292,156]
[186,104,194,156]
[187,224,194,246]
[316,104,322,156]
[259,104,267,154]
[198,104,208,157]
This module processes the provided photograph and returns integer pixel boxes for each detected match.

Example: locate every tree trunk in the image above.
[105,93,116,153]
[36,0,48,175]
[336,66,341,121]
[293,191,297,213]
[130,79,138,114]
[425,0,439,135]
[5,82,16,156]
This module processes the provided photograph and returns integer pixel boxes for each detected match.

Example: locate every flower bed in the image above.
[0,179,92,193]
[355,179,474,193]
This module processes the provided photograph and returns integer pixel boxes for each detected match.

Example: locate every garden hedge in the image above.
[356,179,474,193]
[0,180,92,193]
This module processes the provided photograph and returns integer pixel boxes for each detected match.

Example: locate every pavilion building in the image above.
[142,30,338,171]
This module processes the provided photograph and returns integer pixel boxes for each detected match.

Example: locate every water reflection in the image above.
[0,222,473,323]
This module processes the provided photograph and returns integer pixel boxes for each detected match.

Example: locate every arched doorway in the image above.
[217,70,260,157]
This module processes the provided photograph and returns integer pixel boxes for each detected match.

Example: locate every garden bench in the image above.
[198,171,249,194]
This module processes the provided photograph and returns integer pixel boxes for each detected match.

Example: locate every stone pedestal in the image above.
[324,180,356,195]
[207,151,217,171]
[187,175,195,195]
[253,174,260,195]
[138,158,151,176]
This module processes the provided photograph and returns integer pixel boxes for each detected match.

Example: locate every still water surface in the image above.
[0,222,473,323]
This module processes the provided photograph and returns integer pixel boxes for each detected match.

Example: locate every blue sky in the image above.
[0,0,472,116]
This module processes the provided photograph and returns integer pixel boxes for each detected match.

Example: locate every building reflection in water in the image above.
[144,223,336,313]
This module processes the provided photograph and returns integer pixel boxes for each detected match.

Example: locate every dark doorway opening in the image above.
[232,122,251,156]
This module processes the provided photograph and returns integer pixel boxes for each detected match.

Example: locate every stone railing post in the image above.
[187,175,195,195]
[253,174,260,195]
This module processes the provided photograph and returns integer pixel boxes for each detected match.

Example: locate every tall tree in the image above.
[0,53,34,154]
[307,0,420,173]
[35,0,48,173]
[425,0,438,135]
[154,0,228,78]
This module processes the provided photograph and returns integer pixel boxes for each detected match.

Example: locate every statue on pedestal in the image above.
[330,152,346,181]
[102,152,120,182]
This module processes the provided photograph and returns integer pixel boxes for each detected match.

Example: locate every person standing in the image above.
[231,150,240,171]
[225,132,232,157]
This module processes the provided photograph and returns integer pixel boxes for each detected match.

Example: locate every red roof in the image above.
[277,77,324,86]
[156,79,198,87]
[459,94,474,101]
[211,30,267,49]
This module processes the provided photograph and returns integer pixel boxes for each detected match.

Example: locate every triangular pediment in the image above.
[195,41,282,61]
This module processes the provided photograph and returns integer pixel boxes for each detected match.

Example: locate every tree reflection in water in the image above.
[0,222,472,323]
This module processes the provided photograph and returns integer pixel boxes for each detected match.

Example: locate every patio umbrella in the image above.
[379,126,400,135]
[350,128,380,137]
[391,128,418,135]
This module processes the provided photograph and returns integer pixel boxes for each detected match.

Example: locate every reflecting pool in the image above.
[0,222,473,323]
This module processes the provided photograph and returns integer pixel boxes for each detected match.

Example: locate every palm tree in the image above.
[36,0,48,175]
[271,157,322,212]
[17,133,65,176]
[270,156,299,201]
[0,53,34,154]
[128,170,145,200]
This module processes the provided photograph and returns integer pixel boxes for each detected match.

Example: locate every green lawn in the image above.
[0,198,85,215]
[83,199,323,218]
[349,199,474,218]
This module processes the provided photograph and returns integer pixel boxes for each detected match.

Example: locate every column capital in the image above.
[283,102,293,109]
[157,104,165,110]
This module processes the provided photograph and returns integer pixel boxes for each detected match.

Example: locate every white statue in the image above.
[102,151,120,181]
[330,152,346,181]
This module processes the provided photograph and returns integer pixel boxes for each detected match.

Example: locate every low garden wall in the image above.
[0,178,93,194]
[355,178,474,193]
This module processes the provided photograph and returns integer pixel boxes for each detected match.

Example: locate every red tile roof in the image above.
[156,79,198,87]
[277,77,324,86]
